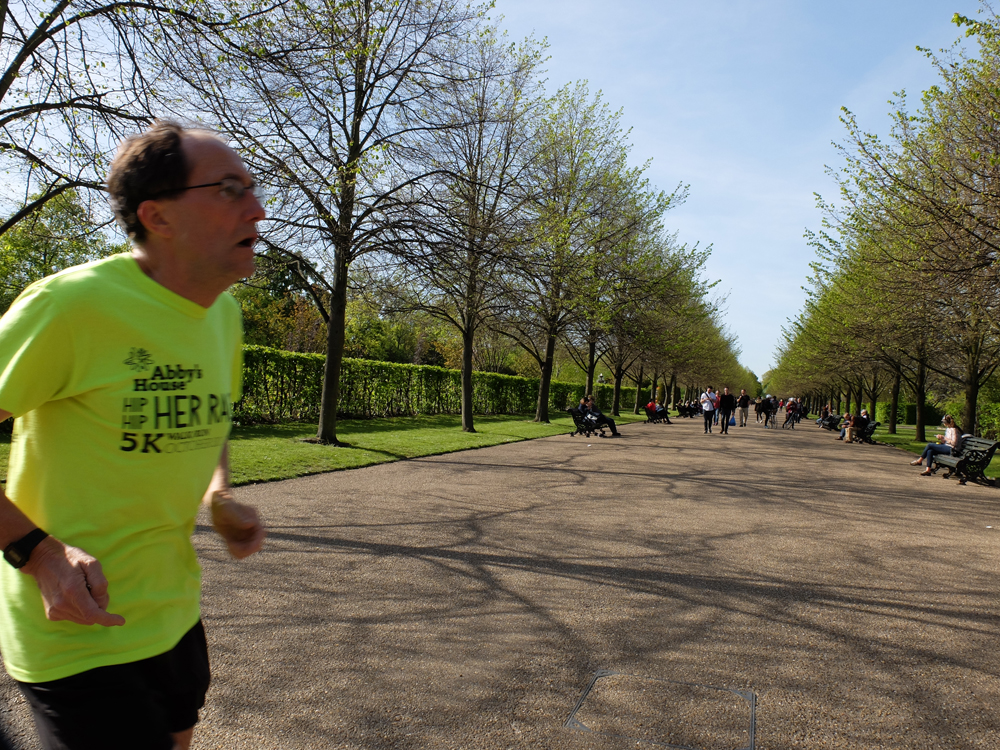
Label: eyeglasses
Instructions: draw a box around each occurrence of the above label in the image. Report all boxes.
[148,177,258,201]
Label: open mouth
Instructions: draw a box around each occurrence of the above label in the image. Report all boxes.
[237,236,257,249]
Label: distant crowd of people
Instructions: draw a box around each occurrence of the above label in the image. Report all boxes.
[634,387,967,481]
[679,388,805,434]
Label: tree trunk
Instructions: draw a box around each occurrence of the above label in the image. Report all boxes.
[633,363,644,414]
[853,384,862,417]
[650,370,658,401]
[461,325,476,433]
[585,337,597,396]
[668,372,677,409]
[316,253,350,445]
[914,360,927,443]
[888,367,901,435]
[534,332,557,423]
[844,389,851,417]
[964,353,980,436]
[612,365,624,416]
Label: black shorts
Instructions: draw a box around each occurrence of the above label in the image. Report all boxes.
[17,620,210,750]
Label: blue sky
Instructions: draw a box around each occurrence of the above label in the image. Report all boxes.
[491,0,981,380]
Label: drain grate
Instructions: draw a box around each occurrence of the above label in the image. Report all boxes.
[565,670,755,750]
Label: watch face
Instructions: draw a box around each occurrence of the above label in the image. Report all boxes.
[3,546,27,568]
[4,529,46,569]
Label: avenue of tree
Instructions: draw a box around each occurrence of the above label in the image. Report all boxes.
[1,0,758,442]
[770,4,1000,442]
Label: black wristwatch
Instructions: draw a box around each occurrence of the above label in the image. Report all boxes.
[3,528,49,569]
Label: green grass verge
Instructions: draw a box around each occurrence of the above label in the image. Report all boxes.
[227,412,646,486]
[0,412,647,487]
[873,424,1000,478]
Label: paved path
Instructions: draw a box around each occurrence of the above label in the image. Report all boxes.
[3,416,1000,749]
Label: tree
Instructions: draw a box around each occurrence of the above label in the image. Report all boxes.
[159,0,483,443]
[375,29,545,432]
[502,82,684,422]
[0,190,121,312]
[0,0,251,236]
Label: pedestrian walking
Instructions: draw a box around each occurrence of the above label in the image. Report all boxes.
[700,386,717,434]
[736,389,751,427]
[718,387,736,434]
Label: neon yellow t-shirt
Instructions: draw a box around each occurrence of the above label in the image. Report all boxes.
[0,253,243,683]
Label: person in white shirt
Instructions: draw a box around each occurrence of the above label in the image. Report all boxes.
[700,386,716,434]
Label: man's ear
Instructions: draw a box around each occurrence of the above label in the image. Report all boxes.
[135,200,175,240]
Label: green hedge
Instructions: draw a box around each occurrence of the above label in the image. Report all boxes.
[978,403,1000,440]
[235,345,635,423]
[875,402,943,426]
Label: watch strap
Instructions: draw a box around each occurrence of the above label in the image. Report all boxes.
[3,528,49,569]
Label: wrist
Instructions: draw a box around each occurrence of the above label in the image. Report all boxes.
[4,528,50,570]
[204,484,232,505]
[19,536,63,577]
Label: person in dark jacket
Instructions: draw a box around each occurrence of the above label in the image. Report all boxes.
[736,389,751,427]
[585,396,620,436]
[717,387,736,434]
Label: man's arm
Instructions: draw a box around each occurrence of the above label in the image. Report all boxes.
[0,410,125,627]
[203,443,265,559]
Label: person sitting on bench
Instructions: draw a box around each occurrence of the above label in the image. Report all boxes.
[911,415,959,476]
[841,410,870,442]
[837,412,852,440]
[646,398,672,422]
[586,396,620,437]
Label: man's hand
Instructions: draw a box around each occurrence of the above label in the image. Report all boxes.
[209,491,265,559]
[21,537,126,627]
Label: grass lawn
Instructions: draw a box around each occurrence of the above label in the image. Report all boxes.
[873,423,1000,478]
[227,412,646,486]
[0,412,647,487]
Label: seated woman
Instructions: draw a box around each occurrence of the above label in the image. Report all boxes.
[911,415,960,476]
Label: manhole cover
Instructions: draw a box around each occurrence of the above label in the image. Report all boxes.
[565,670,755,749]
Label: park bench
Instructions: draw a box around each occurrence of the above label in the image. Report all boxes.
[819,415,840,431]
[643,405,672,424]
[850,421,880,444]
[567,409,606,438]
[675,403,697,418]
[932,436,999,485]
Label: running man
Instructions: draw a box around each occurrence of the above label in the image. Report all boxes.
[0,121,266,750]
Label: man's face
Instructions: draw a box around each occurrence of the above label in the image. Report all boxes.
[156,134,265,287]
[741,390,746,395]
[724,388,729,395]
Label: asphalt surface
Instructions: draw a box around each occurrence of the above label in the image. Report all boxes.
[3,416,999,749]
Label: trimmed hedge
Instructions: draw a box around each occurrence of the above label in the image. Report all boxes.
[235,345,635,423]
[978,403,1000,440]
[875,402,943,426]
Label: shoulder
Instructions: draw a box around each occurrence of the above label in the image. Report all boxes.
[213,290,243,323]
[15,254,136,311]
[5,255,131,318]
